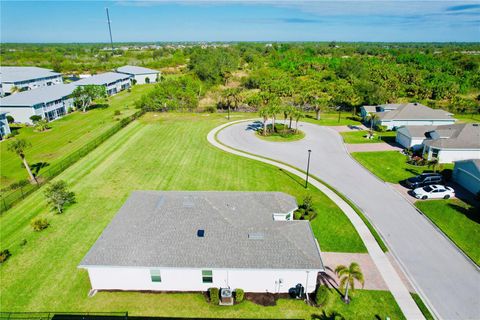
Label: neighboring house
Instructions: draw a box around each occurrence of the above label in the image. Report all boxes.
[116,65,160,84]
[396,125,437,150]
[73,72,132,96]
[0,84,75,124]
[453,159,480,196]
[360,105,377,119]
[79,191,324,294]
[0,112,11,138]
[423,123,480,163]
[0,66,63,96]
[374,103,455,130]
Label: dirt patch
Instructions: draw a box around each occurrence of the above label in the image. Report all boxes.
[244,292,290,306]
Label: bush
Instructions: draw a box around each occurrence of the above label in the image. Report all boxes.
[208,287,219,305]
[315,285,330,306]
[6,115,14,123]
[205,105,217,113]
[114,110,122,116]
[235,288,244,303]
[302,195,313,211]
[31,218,49,231]
[29,115,42,123]
[375,125,388,132]
[0,249,11,264]
[294,211,302,220]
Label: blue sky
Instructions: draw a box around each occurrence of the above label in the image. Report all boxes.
[1,1,479,42]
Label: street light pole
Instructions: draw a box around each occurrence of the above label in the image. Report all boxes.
[305,149,311,188]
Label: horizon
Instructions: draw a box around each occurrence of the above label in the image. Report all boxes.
[1,1,479,43]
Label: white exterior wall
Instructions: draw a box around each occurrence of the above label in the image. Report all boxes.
[380,119,455,130]
[106,78,131,96]
[134,73,158,85]
[2,75,63,95]
[0,106,36,123]
[436,149,480,164]
[85,266,319,293]
[395,131,425,150]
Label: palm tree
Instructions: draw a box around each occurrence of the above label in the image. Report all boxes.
[282,105,293,133]
[335,262,364,303]
[428,157,439,173]
[259,107,269,136]
[366,113,379,137]
[7,139,36,183]
[269,104,280,133]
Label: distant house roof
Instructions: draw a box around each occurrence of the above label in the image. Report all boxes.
[424,123,480,150]
[0,84,75,107]
[0,66,61,83]
[79,191,324,270]
[73,72,131,86]
[116,65,159,75]
[377,103,454,121]
[378,103,403,110]
[361,105,377,113]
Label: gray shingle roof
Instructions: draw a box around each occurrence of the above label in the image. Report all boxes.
[424,123,480,149]
[378,103,454,121]
[117,65,159,75]
[79,191,324,270]
[399,125,437,138]
[0,66,61,83]
[0,84,75,107]
[361,105,377,113]
[73,72,132,86]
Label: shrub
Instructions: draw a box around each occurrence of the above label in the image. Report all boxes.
[29,115,42,123]
[315,285,330,306]
[31,218,49,231]
[294,211,302,220]
[0,249,11,263]
[208,287,219,305]
[6,115,14,124]
[235,288,244,303]
[20,239,27,246]
[375,125,388,132]
[302,195,313,211]
[205,105,217,113]
[114,110,122,116]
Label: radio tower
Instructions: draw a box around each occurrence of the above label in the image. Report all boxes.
[106,8,114,53]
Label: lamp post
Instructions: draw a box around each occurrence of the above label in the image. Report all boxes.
[305,149,312,188]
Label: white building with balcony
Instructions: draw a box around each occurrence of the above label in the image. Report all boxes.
[0,84,75,124]
[116,65,160,84]
[74,72,132,96]
[0,66,63,96]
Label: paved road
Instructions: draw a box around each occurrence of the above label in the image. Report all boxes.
[217,120,480,320]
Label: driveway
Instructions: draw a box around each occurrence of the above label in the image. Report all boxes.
[217,120,480,320]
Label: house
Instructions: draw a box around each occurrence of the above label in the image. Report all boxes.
[374,103,455,130]
[73,72,132,96]
[453,159,480,196]
[0,112,11,138]
[422,123,480,163]
[0,84,75,124]
[360,105,377,119]
[396,125,437,150]
[116,65,160,84]
[0,66,63,96]
[79,191,324,294]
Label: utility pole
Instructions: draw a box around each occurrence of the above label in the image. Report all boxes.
[106,8,114,53]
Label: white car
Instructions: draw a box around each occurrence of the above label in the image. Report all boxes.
[413,184,455,200]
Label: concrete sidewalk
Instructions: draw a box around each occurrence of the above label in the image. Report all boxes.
[208,120,425,320]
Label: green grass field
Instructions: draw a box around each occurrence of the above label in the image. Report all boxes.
[340,130,397,144]
[0,113,406,318]
[351,151,453,183]
[455,113,480,123]
[303,112,362,126]
[415,199,480,265]
[0,84,155,189]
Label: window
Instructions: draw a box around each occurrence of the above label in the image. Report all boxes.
[150,270,161,282]
[202,270,213,283]
[431,148,439,158]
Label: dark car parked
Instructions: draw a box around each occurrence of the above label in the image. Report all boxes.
[405,173,444,189]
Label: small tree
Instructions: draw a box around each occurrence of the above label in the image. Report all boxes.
[7,139,35,182]
[44,180,75,214]
[72,85,107,112]
[35,119,50,132]
[0,249,11,264]
[293,109,304,133]
[366,113,379,137]
[259,107,269,136]
[235,288,245,303]
[335,262,364,303]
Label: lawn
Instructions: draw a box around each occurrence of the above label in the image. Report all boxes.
[455,113,480,124]
[415,199,480,265]
[340,130,397,144]
[302,112,362,126]
[351,151,453,183]
[0,84,155,189]
[0,113,395,318]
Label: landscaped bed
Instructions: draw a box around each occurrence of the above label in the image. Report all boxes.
[351,151,453,184]
[415,199,480,265]
[256,123,305,142]
[0,113,381,316]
